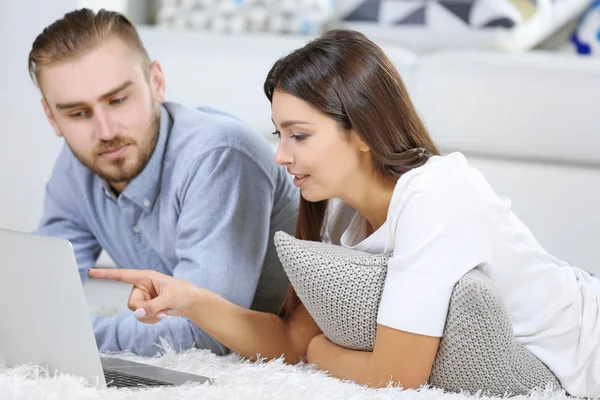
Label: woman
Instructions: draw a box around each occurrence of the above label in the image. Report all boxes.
[90,29,599,397]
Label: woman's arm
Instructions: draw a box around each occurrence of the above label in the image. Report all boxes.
[88,268,321,364]
[185,287,321,363]
[307,324,439,389]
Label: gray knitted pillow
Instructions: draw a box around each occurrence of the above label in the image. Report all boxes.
[273,231,560,396]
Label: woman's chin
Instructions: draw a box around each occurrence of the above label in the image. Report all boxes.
[300,189,328,203]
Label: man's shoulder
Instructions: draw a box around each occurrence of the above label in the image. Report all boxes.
[44,144,97,210]
[163,101,277,174]
[164,101,260,147]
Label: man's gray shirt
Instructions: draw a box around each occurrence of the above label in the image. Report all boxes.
[35,101,299,356]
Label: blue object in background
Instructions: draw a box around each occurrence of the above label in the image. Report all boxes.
[570,0,600,55]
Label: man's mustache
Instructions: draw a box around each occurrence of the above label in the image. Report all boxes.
[95,137,135,155]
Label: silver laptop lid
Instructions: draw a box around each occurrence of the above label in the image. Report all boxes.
[0,228,106,387]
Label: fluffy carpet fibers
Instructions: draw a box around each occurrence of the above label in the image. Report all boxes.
[0,344,573,400]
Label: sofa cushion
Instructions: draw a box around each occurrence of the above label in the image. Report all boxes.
[137,27,418,139]
[410,51,600,166]
[338,0,591,52]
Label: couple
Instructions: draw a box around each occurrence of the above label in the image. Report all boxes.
[30,8,599,397]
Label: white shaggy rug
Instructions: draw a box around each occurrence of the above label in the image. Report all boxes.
[0,343,574,400]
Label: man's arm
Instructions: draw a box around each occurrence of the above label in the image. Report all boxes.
[34,163,102,282]
[92,147,281,355]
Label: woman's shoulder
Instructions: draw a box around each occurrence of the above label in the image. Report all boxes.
[389,152,497,219]
[395,152,489,197]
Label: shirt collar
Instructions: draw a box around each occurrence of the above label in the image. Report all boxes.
[119,104,172,211]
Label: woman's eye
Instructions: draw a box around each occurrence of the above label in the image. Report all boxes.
[291,133,307,141]
[271,130,281,138]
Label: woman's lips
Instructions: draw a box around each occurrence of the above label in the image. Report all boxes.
[293,174,310,187]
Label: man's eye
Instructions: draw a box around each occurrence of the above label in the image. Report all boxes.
[70,110,87,119]
[110,97,126,105]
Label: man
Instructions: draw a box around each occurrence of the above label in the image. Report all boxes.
[28,8,298,356]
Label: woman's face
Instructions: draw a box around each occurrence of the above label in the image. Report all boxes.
[271,90,369,202]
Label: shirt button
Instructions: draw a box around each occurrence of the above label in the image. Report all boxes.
[133,225,141,233]
[143,199,151,208]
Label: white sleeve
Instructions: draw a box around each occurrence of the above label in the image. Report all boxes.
[376,173,492,337]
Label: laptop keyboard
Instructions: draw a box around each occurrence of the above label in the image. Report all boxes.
[104,369,174,388]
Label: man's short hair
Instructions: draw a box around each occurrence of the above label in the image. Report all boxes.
[28,8,151,87]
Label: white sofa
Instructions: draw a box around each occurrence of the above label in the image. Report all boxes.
[136,27,600,273]
[2,26,599,311]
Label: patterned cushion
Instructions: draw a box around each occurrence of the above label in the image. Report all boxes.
[274,231,561,396]
[569,2,600,55]
[155,0,334,34]
[338,0,591,51]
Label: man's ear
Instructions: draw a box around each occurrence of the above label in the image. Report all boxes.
[149,60,166,103]
[41,98,62,138]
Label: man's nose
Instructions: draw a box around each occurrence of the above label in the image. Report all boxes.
[94,107,115,141]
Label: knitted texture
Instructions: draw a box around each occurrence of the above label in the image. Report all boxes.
[273,231,560,396]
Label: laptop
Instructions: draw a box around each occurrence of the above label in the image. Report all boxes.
[0,228,213,388]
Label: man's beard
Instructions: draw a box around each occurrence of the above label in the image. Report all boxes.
[70,105,160,185]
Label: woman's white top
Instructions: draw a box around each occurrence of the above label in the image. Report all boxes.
[324,152,599,398]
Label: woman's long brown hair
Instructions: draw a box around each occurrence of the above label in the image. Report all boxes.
[263,29,440,319]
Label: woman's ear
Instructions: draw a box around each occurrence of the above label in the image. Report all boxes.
[350,130,371,153]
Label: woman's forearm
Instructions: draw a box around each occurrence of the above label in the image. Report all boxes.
[307,331,434,390]
[307,334,378,386]
[183,287,304,363]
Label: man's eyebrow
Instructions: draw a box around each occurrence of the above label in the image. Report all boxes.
[55,80,134,110]
[97,80,133,101]
[55,100,86,111]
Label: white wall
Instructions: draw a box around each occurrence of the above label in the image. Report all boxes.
[0,1,77,233]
